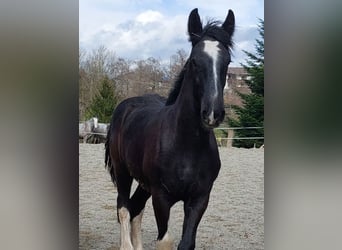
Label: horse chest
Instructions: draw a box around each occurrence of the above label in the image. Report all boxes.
[160,151,219,197]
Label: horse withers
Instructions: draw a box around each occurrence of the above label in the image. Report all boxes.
[105,8,235,250]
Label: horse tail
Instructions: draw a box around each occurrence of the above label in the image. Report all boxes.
[105,122,117,186]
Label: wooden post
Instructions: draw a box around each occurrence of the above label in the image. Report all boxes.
[227,129,234,147]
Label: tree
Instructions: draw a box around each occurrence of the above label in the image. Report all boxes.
[85,76,120,123]
[168,49,187,83]
[79,46,117,120]
[229,20,264,148]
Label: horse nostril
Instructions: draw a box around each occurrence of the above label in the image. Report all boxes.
[220,110,225,120]
[214,110,225,122]
[202,110,208,119]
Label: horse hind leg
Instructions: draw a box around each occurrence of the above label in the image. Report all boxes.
[131,209,143,250]
[115,165,134,250]
[118,206,133,250]
[129,185,151,250]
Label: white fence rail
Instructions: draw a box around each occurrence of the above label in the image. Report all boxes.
[214,127,264,147]
[79,119,264,147]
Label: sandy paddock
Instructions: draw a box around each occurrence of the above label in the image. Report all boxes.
[79,143,264,250]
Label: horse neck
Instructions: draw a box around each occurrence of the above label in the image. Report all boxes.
[172,75,204,137]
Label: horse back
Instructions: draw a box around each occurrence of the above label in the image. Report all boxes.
[107,94,166,184]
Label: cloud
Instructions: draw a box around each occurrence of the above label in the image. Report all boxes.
[80,9,190,62]
[135,10,163,25]
[79,1,264,66]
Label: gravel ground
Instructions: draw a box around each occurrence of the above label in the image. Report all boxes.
[79,143,264,250]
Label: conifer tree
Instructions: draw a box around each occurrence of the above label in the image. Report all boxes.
[229,20,264,148]
[85,76,120,123]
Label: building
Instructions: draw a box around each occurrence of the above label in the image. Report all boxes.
[224,67,251,118]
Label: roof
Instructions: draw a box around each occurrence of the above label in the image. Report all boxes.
[228,67,247,75]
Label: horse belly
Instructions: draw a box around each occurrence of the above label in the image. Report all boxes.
[121,131,159,192]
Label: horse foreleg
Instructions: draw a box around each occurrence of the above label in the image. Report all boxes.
[178,194,210,250]
[152,192,174,250]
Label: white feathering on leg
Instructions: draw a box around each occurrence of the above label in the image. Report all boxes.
[156,231,174,250]
[131,209,144,250]
[119,207,134,250]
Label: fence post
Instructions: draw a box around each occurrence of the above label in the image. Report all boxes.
[227,129,234,147]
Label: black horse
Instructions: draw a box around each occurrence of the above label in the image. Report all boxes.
[105,8,235,250]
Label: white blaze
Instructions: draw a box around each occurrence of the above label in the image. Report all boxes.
[203,40,220,125]
[208,111,215,125]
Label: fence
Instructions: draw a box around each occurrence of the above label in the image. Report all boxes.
[214,127,264,147]
[79,121,264,147]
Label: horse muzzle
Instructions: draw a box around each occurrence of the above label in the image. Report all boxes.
[201,109,225,129]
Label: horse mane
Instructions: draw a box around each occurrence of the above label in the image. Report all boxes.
[165,60,189,105]
[165,20,234,106]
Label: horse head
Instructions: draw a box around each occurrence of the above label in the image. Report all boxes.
[187,8,235,129]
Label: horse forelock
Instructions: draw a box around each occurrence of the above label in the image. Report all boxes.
[190,20,234,53]
[204,21,234,48]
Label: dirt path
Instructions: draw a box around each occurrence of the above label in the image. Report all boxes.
[79,144,264,249]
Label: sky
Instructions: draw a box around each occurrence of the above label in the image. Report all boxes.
[79,0,264,67]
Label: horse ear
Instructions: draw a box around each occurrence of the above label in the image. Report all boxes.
[188,8,202,46]
[222,9,235,37]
